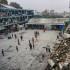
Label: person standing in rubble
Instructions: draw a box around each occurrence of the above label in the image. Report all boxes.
[35,32,38,41]
[12,34,13,38]
[29,40,32,50]
[2,49,4,56]
[57,35,59,39]
[20,35,23,41]
[16,46,18,52]
[32,37,35,48]
[18,39,20,45]
[46,48,48,52]
[14,34,17,39]
[47,45,51,52]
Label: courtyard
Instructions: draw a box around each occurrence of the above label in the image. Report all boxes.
[0,30,59,70]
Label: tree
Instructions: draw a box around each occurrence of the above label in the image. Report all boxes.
[9,2,22,9]
[0,0,8,4]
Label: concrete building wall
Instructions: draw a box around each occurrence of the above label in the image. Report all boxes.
[26,18,66,30]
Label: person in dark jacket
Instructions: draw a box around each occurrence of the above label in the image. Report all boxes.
[12,34,13,38]
[29,40,32,50]
[18,39,20,45]
[2,49,4,56]
[16,46,18,52]
[14,34,17,39]
[20,35,23,41]
[57,35,59,39]
[32,37,35,48]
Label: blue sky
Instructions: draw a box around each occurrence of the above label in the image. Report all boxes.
[8,0,69,12]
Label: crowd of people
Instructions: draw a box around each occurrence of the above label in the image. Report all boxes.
[1,33,23,56]
[1,31,41,56]
[1,30,52,61]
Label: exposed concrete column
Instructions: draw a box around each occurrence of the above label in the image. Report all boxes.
[25,10,29,21]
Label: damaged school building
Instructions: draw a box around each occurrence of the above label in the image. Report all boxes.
[0,4,34,34]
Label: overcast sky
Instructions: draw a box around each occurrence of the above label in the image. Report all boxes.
[8,0,69,12]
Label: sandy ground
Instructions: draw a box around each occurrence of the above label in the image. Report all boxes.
[0,30,59,70]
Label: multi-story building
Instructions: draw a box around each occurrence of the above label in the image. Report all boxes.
[0,4,34,33]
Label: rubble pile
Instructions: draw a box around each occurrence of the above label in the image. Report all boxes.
[49,38,70,70]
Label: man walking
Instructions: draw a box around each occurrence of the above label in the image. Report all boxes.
[2,49,4,56]
[16,46,18,52]
[20,35,23,41]
[29,40,32,50]
[18,39,20,45]
[32,37,35,48]
[14,34,17,39]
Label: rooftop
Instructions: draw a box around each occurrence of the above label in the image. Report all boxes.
[27,18,69,25]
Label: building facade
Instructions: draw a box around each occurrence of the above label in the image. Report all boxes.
[0,4,34,33]
[26,18,69,30]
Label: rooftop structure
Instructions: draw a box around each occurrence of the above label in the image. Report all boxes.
[26,18,68,30]
[28,18,69,25]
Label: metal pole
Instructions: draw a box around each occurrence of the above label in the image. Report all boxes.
[69,0,70,19]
